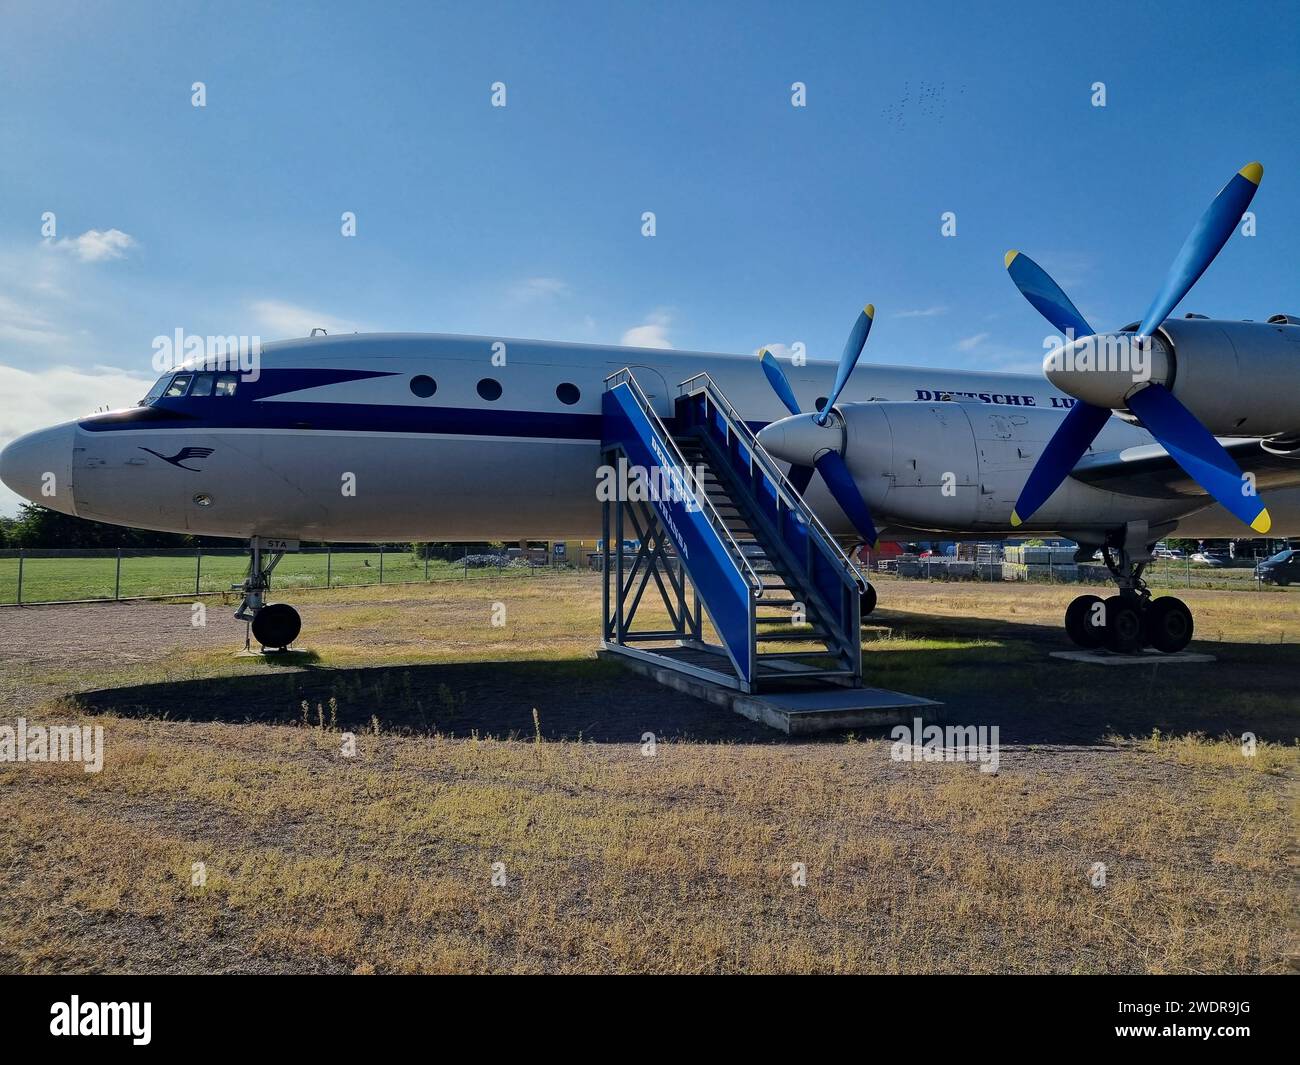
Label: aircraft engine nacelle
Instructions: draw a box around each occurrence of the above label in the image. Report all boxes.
[839,402,985,529]
[1045,317,1300,438]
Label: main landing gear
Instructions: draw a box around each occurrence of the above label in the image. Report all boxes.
[1063,542,1193,654]
[234,540,302,651]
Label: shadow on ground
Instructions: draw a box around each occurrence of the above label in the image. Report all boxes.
[71,611,1300,746]
[72,658,782,743]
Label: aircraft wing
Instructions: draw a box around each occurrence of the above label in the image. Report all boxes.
[1070,438,1300,501]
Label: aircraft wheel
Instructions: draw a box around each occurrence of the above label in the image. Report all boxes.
[1144,597,1193,654]
[1102,595,1144,654]
[251,603,301,650]
[1064,594,1106,648]
[861,583,877,616]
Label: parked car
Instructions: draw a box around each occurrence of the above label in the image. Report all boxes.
[1255,548,1300,586]
[1190,551,1227,567]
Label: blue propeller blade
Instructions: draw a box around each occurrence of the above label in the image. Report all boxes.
[1137,163,1263,337]
[814,304,874,426]
[787,463,816,496]
[758,348,802,417]
[1011,400,1113,526]
[1126,384,1272,533]
[815,449,878,546]
[1004,251,1094,339]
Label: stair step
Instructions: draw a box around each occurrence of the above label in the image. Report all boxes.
[757,631,833,643]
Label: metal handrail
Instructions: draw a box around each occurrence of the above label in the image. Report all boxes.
[677,370,869,593]
[604,367,764,594]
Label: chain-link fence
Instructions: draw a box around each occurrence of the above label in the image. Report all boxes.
[0,544,597,606]
[872,550,1287,592]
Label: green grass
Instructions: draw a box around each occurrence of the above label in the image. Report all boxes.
[0,551,557,605]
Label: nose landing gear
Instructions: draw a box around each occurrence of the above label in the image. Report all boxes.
[1062,540,1194,654]
[234,540,302,651]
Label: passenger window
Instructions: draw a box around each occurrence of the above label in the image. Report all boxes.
[214,374,239,397]
[477,378,503,401]
[556,382,581,405]
[164,374,193,398]
[410,375,437,398]
[190,373,215,397]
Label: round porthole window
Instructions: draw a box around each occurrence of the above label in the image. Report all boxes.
[477,378,502,401]
[556,382,581,405]
[410,375,437,398]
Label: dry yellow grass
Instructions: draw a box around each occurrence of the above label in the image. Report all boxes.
[0,572,1294,973]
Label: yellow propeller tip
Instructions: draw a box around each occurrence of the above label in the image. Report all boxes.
[1009,510,1023,527]
[1004,249,1019,269]
[864,304,875,319]
[1238,161,1263,185]
[1250,508,1272,534]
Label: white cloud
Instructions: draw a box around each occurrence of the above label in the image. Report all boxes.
[956,332,990,351]
[509,277,570,302]
[249,300,360,339]
[0,363,155,515]
[757,342,793,357]
[54,228,136,263]
[621,311,673,350]
[893,306,948,319]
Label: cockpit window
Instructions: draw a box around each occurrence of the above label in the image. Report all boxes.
[164,374,193,398]
[214,373,239,397]
[141,374,171,405]
[190,373,215,397]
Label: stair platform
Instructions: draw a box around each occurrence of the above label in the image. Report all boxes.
[600,648,940,735]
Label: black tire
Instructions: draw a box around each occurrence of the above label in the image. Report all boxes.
[861,583,878,616]
[1277,573,1290,587]
[1144,597,1194,653]
[1064,594,1106,648]
[1102,594,1144,654]
[251,603,301,649]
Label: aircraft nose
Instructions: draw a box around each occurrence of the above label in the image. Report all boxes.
[0,422,77,515]
[756,412,842,466]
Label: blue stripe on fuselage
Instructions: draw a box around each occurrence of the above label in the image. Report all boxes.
[81,400,608,440]
[81,366,600,440]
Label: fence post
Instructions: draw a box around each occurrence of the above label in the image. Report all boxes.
[464,545,468,580]
[379,544,384,584]
[16,549,23,606]
[195,547,202,595]
[424,548,429,581]
[326,545,332,588]
[115,548,122,600]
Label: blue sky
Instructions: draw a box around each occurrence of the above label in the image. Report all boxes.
[1,0,1297,511]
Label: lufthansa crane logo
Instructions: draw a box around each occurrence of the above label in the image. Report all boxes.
[139,446,215,471]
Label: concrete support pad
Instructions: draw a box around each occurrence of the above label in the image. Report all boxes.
[1049,648,1216,666]
[599,649,941,735]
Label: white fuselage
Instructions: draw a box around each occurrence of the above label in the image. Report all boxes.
[7,332,1300,543]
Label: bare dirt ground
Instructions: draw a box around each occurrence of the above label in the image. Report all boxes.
[0,574,1295,974]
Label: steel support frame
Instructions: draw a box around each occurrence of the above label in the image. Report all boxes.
[600,447,752,689]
